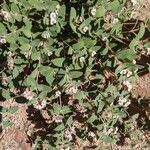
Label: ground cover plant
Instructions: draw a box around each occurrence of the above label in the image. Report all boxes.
[0,0,150,149]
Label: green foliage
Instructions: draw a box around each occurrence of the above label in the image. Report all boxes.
[0,0,150,149]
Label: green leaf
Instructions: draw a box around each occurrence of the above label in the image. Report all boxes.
[100,133,116,144]
[96,6,105,18]
[11,3,20,13]
[97,101,105,113]
[72,40,84,51]
[20,44,30,51]
[52,58,65,67]
[2,120,14,129]
[68,71,83,79]
[2,89,10,99]
[66,116,73,126]
[8,106,18,114]
[74,91,87,100]
[87,113,98,123]
[54,123,65,131]
[70,7,77,33]
[116,49,136,61]
[136,23,145,40]
[0,23,7,35]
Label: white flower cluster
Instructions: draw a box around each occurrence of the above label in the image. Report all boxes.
[22,88,33,100]
[65,86,78,95]
[141,48,150,56]
[0,10,10,21]
[118,97,131,107]
[103,127,118,136]
[33,99,47,110]
[50,4,60,25]
[0,36,6,44]
[123,80,132,92]
[64,127,76,141]
[120,69,132,77]
[53,114,63,123]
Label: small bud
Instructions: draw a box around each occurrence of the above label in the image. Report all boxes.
[80,56,85,63]
[90,7,97,17]
[82,26,88,33]
[91,51,96,57]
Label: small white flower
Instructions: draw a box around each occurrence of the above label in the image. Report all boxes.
[66,86,78,95]
[91,51,96,57]
[112,18,119,24]
[120,69,127,75]
[102,37,108,41]
[34,99,47,110]
[118,97,131,107]
[80,56,85,63]
[0,10,10,21]
[123,80,132,92]
[43,32,50,39]
[88,131,96,137]
[90,7,97,16]
[147,48,150,55]
[130,11,137,19]
[47,51,53,56]
[50,12,57,25]
[0,37,6,44]
[120,69,132,77]
[23,88,33,100]
[82,26,88,33]
[55,90,61,97]
[79,16,83,22]
[64,130,73,141]
[132,59,136,64]
[131,0,138,6]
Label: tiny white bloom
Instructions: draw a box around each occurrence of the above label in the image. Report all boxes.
[0,37,6,44]
[131,0,138,6]
[126,70,132,77]
[23,88,33,100]
[147,48,150,55]
[112,18,119,24]
[123,80,132,92]
[79,16,83,22]
[66,86,78,95]
[118,97,131,107]
[90,7,97,16]
[91,51,96,57]
[132,59,136,64]
[88,131,95,137]
[82,26,88,33]
[47,51,53,56]
[43,32,50,39]
[55,90,61,97]
[50,12,57,25]
[80,56,85,63]
[102,37,108,41]
[0,10,10,21]
[120,69,127,75]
